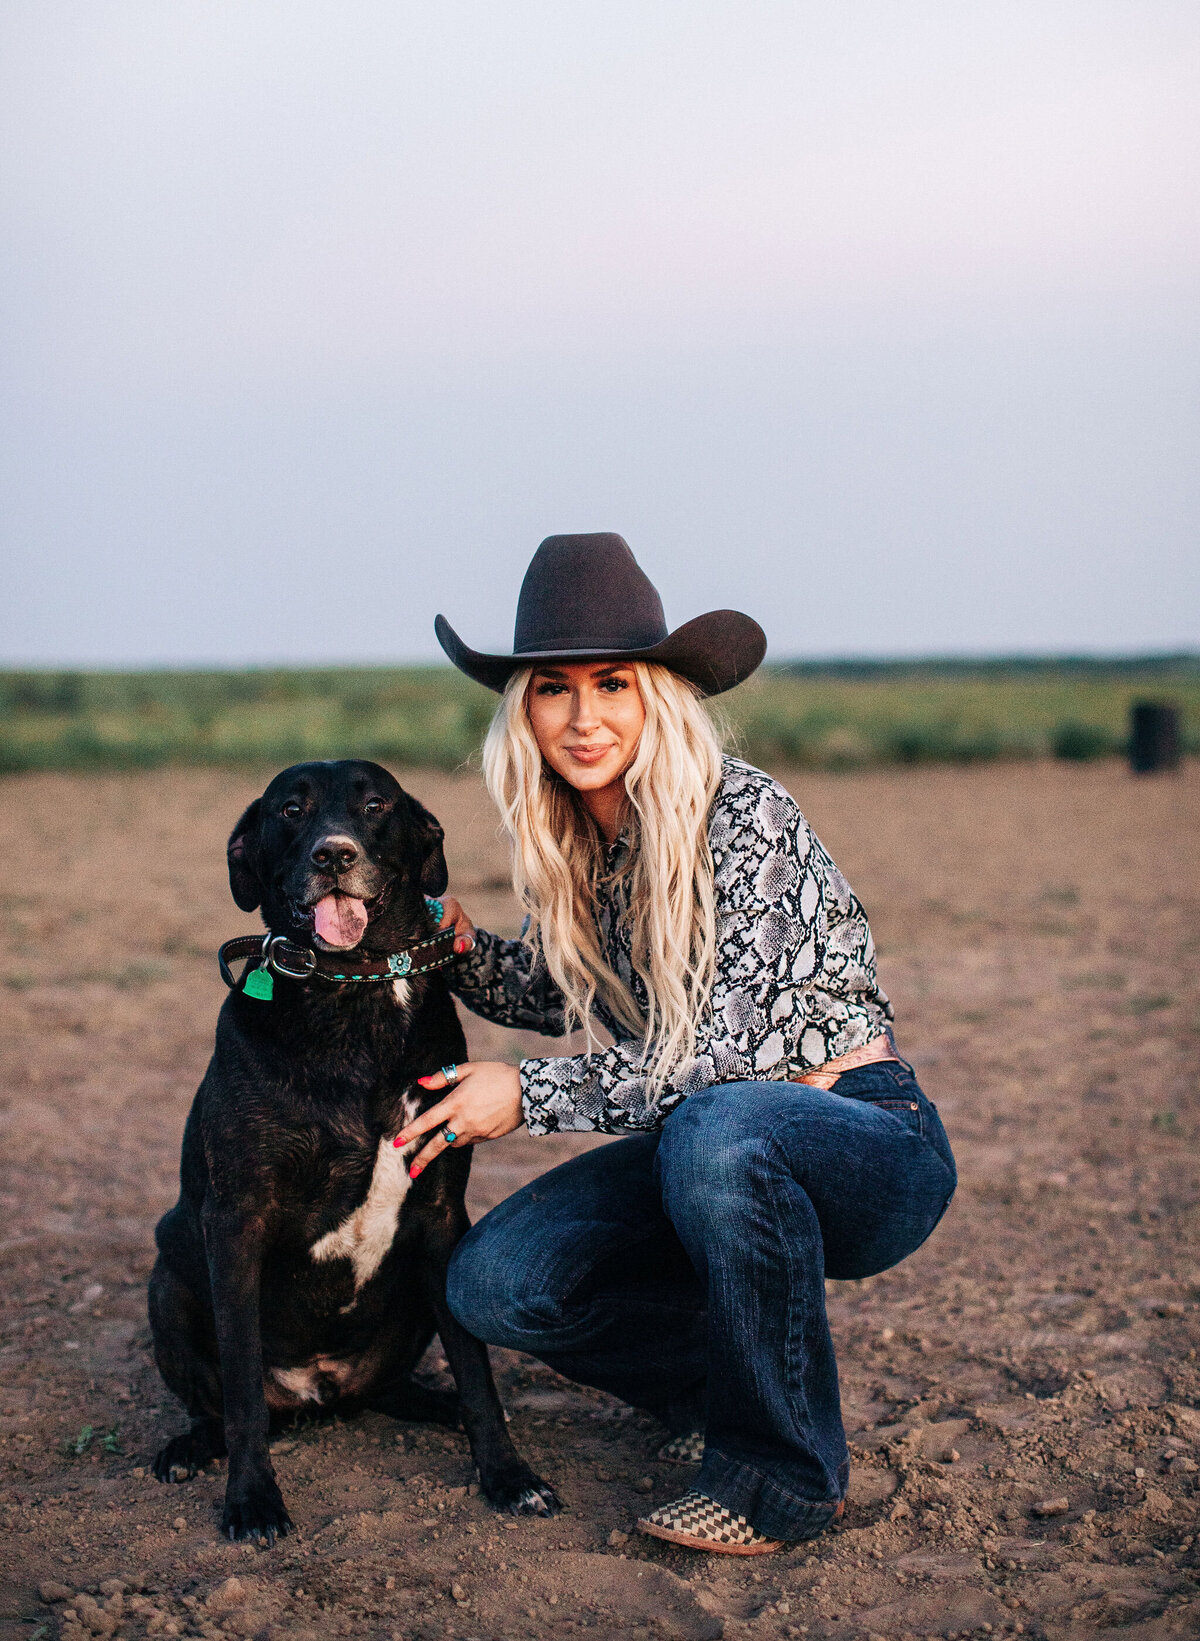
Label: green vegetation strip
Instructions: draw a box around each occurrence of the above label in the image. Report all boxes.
[1,659,1196,773]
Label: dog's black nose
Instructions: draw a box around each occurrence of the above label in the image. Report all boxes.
[310,835,360,872]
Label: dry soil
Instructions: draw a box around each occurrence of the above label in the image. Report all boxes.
[1,760,1198,1641]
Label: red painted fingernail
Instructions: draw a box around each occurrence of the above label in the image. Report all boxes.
[408,1164,421,1179]
[454,938,466,953]
[417,1075,433,1086]
[393,1134,405,1148]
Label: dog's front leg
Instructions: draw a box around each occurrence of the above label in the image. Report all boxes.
[202,1204,293,1543]
[421,1233,561,1517]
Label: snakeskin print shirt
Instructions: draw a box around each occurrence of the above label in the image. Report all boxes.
[449,757,894,1135]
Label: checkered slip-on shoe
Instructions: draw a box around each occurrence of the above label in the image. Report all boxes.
[637,1489,786,1556]
[657,1429,704,1464]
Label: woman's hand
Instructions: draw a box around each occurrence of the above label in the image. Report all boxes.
[397,1061,524,1177]
[435,894,477,955]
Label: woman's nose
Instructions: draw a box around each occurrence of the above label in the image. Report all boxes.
[569,691,601,731]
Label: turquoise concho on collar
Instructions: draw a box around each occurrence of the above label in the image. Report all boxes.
[388,951,413,978]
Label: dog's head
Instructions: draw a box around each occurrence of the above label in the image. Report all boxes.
[226,761,447,951]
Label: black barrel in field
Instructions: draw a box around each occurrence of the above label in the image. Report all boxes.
[1129,701,1181,773]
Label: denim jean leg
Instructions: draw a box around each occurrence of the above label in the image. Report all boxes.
[449,1072,956,1543]
[656,1085,848,1542]
[446,1134,708,1426]
[656,1076,955,1540]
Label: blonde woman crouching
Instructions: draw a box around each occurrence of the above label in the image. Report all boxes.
[398,534,957,1555]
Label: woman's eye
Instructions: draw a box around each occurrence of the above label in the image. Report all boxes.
[600,677,629,692]
[534,681,566,696]
[281,801,302,819]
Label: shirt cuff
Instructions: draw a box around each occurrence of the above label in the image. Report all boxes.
[446,925,507,997]
[519,1059,558,1136]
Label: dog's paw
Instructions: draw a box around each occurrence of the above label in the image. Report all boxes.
[221,1477,294,1545]
[507,1481,561,1517]
[153,1430,214,1484]
[482,1465,562,1517]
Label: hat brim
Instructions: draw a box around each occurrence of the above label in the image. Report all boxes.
[434,611,766,697]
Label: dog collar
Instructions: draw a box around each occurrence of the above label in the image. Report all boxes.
[217,925,459,997]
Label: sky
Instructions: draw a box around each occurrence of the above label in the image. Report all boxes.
[2,1,1198,666]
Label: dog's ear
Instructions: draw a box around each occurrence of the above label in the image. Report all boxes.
[407,796,449,897]
[227,799,264,912]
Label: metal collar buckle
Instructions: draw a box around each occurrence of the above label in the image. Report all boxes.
[266,935,318,980]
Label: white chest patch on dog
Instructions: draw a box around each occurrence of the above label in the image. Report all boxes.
[269,1359,349,1403]
[391,978,412,1008]
[270,1365,324,1401]
[309,1096,420,1291]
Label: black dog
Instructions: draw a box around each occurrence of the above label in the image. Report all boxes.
[149,759,559,1541]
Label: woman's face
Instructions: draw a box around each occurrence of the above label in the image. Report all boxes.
[526,663,646,799]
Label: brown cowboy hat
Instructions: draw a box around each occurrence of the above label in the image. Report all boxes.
[435,534,766,697]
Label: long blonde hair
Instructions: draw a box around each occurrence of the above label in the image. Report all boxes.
[482,662,725,1095]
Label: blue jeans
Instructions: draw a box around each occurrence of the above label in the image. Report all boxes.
[446,1063,956,1540]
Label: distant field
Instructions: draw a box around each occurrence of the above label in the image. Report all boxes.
[1,658,1196,773]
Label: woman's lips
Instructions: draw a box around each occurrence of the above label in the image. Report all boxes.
[564,743,614,764]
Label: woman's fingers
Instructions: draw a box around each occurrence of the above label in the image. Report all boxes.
[395,1062,523,1177]
[436,894,477,955]
[412,1061,471,1098]
[408,1127,450,1178]
[395,1086,461,1146]
[397,1093,462,1178]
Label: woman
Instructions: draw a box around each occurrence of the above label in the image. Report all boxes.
[397,533,957,1555]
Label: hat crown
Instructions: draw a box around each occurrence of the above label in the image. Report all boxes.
[513,534,668,656]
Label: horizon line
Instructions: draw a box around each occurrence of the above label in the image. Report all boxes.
[1,650,1197,676]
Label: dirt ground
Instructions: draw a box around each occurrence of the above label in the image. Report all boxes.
[1,758,1198,1641]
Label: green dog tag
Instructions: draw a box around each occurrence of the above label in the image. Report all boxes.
[243,965,274,1002]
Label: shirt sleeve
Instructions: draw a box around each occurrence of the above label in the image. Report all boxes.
[447,925,570,1035]
[518,783,827,1135]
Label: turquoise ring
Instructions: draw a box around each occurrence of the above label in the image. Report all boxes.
[441,1127,458,1145]
[441,1064,459,1086]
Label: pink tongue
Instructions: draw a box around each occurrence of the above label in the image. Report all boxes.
[312,894,368,949]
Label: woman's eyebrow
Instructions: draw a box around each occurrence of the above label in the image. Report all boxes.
[531,665,630,681]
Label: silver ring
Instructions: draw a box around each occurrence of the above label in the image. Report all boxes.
[441,1064,459,1086]
[441,1127,458,1145]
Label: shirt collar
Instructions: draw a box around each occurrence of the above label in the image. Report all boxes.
[603,827,630,872]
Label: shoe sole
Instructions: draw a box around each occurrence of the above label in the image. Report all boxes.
[637,1517,785,1555]
[637,1497,844,1556]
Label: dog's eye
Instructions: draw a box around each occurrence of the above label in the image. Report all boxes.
[363,797,386,814]
[281,801,303,820]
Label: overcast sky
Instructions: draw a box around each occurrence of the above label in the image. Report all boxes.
[2,1,1197,666]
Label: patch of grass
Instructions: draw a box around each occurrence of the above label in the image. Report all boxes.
[1125,994,1174,1016]
[1066,970,1127,990]
[110,960,172,990]
[1151,1111,1181,1134]
[64,1423,121,1458]
[64,1424,92,1456]
[68,960,172,989]
[1051,721,1116,760]
[0,658,1196,773]
[160,935,212,958]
